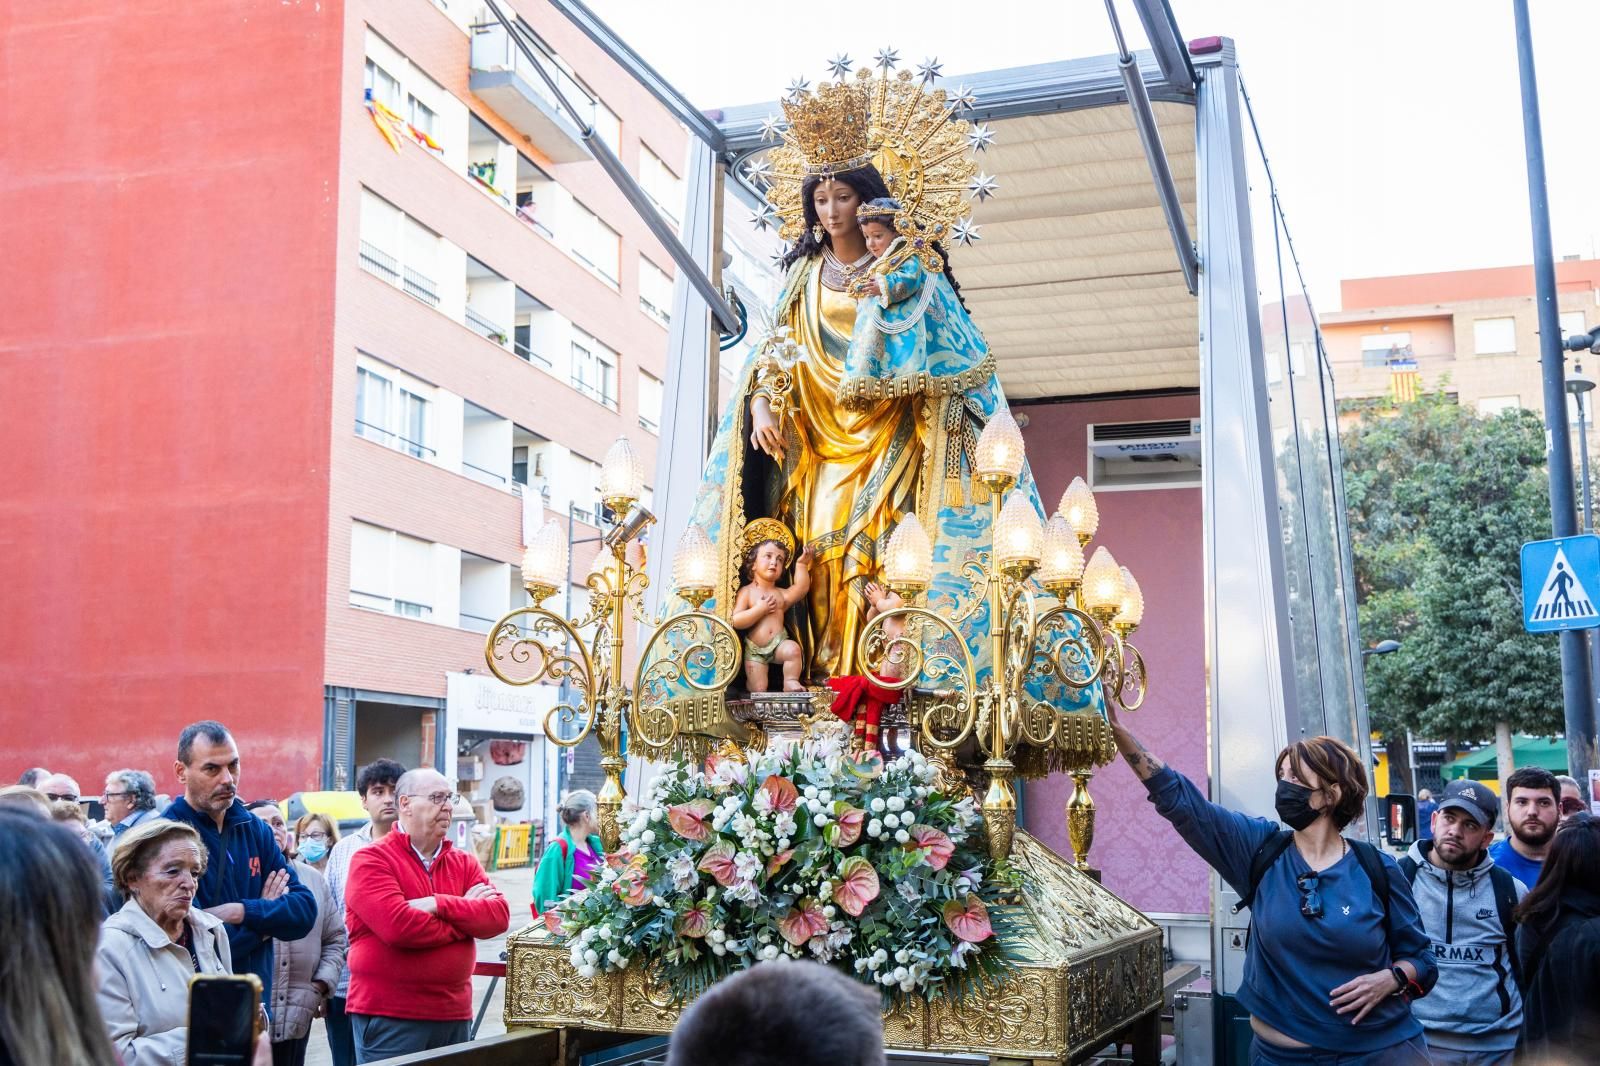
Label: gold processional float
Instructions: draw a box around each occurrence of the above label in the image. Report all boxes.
[481,53,1164,1065]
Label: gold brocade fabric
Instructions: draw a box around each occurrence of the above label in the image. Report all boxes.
[781,258,925,678]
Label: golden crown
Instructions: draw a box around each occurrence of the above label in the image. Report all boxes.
[755,55,993,248]
[780,79,873,177]
[738,517,797,561]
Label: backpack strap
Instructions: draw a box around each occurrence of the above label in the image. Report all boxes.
[1233,829,1295,914]
[558,836,569,861]
[1489,864,1523,989]
[1397,855,1419,883]
[1349,839,1393,928]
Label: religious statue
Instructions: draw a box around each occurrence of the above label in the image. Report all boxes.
[731,518,814,693]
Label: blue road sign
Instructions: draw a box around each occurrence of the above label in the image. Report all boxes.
[1523,534,1600,632]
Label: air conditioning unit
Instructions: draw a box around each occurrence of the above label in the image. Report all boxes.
[1087,418,1202,491]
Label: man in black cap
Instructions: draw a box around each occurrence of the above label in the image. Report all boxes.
[1399,779,1527,1065]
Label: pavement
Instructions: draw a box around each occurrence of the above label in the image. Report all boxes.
[303,864,534,1066]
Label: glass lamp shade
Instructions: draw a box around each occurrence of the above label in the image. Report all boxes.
[884,513,934,591]
[673,524,717,599]
[600,437,642,507]
[975,410,1026,482]
[1082,546,1125,619]
[995,494,1044,569]
[1040,513,1085,588]
[1059,477,1099,542]
[1116,565,1145,629]
[521,523,568,592]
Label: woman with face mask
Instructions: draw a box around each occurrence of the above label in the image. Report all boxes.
[1103,701,1437,1065]
[247,801,347,1066]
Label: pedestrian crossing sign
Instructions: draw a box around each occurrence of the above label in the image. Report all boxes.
[1522,535,1600,632]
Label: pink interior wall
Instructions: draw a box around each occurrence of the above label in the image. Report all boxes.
[1019,394,1209,915]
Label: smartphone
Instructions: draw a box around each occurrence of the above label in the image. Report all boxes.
[187,973,261,1066]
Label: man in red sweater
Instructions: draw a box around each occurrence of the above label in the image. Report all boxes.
[344,768,509,1062]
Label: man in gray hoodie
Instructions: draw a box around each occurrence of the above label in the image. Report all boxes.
[1400,779,1527,1066]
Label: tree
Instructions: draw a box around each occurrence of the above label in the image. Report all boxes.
[1340,391,1563,754]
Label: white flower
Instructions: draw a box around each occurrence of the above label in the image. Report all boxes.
[873,948,888,964]
[818,789,833,803]
[883,812,900,829]
[894,829,910,844]
[652,894,666,907]
[597,925,613,941]
[722,796,742,810]
[751,789,774,815]
[892,966,908,982]
[668,853,698,892]
[895,948,910,964]
[855,958,869,972]
[578,964,598,979]
[886,796,906,812]
[804,786,819,800]
[950,941,980,969]
[641,829,656,845]
[813,812,829,827]
[870,798,887,813]
[602,867,619,883]
[608,948,623,965]
[708,928,726,943]
[867,819,883,838]
[776,836,792,850]
[712,943,727,956]
[823,905,837,919]
[818,880,833,902]
[651,808,664,822]
[774,811,797,838]
[734,851,763,883]
[761,945,779,960]
[584,948,600,966]
[897,880,921,904]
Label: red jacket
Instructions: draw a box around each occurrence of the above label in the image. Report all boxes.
[344,829,510,1020]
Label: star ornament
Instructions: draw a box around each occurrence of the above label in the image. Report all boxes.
[757,115,786,143]
[744,157,773,186]
[966,123,996,152]
[750,203,779,232]
[785,76,811,101]
[950,84,979,112]
[874,47,900,70]
[769,248,789,269]
[916,57,943,84]
[952,218,983,246]
[967,172,999,202]
[826,53,854,79]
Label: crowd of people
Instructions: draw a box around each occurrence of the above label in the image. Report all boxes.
[2,713,1597,1066]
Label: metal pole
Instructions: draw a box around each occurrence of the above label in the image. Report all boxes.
[1580,394,1600,754]
[1514,0,1596,783]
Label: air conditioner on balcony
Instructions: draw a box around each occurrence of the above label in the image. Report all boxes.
[1086,418,1202,491]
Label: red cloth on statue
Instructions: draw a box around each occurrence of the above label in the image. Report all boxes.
[826,675,900,744]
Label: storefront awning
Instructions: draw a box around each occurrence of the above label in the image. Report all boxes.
[1441,736,1568,781]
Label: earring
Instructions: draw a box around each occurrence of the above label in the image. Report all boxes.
[812,223,824,243]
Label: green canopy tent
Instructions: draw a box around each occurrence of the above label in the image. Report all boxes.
[1441,735,1568,782]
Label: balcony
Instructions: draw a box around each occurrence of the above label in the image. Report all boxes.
[569,374,618,411]
[468,21,592,164]
[459,552,509,634]
[402,267,440,308]
[359,241,400,285]
[465,305,510,346]
[463,401,513,490]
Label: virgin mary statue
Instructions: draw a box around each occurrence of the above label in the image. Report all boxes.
[671,66,1094,714]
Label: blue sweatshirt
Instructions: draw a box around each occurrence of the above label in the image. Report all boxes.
[1145,766,1437,1053]
[163,797,316,1001]
[1486,838,1542,888]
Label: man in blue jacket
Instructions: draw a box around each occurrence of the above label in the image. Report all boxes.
[163,720,315,1002]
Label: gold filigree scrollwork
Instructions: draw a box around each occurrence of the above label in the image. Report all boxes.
[1030,603,1108,691]
[856,606,978,750]
[632,609,741,751]
[1113,639,1147,711]
[948,552,991,623]
[484,608,598,747]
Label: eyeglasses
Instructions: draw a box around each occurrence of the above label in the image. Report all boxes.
[1560,798,1585,817]
[45,793,80,803]
[1296,871,1323,919]
[299,830,330,842]
[103,791,132,800]
[408,791,460,807]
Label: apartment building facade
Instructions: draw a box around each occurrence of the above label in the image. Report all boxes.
[1,0,691,820]
[1323,260,1600,433]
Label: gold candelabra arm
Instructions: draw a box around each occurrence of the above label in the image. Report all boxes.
[1105,635,1147,711]
[483,605,600,748]
[1029,602,1109,691]
[631,607,741,752]
[855,605,980,751]
[948,553,992,624]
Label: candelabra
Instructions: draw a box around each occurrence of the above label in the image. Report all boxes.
[859,412,1149,868]
[483,438,739,849]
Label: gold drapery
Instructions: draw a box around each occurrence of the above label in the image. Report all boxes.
[779,258,926,678]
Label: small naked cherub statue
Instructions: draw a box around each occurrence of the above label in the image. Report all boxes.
[731,519,814,693]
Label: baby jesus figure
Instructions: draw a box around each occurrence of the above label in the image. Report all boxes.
[731,520,814,693]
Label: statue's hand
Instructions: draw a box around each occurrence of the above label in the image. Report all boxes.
[797,544,815,567]
[750,398,786,460]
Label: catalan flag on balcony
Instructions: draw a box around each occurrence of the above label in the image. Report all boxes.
[1389,357,1421,404]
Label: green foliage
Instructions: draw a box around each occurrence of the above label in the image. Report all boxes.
[1340,391,1561,743]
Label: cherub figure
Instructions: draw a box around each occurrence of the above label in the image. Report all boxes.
[863,580,906,751]
[731,519,814,693]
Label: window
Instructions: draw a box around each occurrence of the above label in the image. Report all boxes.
[1477,395,1520,416]
[354,361,433,458]
[638,371,663,433]
[1561,310,1588,341]
[401,218,442,307]
[640,146,684,224]
[349,521,434,619]
[407,94,436,137]
[570,200,620,285]
[1473,317,1517,355]
[639,256,673,326]
[1360,331,1412,368]
[364,59,401,108]
[571,456,603,525]
[570,330,618,410]
[592,100,620,153]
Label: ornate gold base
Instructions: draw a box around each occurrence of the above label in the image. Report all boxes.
[503,832,1161,1062]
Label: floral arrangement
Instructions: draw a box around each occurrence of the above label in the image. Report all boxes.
[553,733,1021,1004]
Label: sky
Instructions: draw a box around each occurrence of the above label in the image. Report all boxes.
[587,0,1600,310]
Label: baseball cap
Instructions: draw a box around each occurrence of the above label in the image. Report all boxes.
[1437,779,1499,827]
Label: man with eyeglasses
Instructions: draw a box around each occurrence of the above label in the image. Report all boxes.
[102,768,160,837]
[1554,775,1585,822]
[343,767,508,1062]
[37,771,119,913]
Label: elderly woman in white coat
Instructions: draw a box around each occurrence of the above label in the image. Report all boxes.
[97,818,271,1066]
[249,800,347,1066]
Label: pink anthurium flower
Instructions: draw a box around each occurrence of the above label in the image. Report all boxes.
[766,848,795,877]
[697,839,739,886]
[907,824,955,870]
[667,798,715,842]
[778,897,830,946]
[833,856,881,917]
[542,909,564,936]
[831,804,867,848]
[677,901,712,938]
[760,775,799,814]
[942,894,994,943]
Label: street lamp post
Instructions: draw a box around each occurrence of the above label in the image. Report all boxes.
[1566,362,1600,758]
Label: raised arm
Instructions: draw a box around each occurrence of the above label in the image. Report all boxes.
[785,545,815,603]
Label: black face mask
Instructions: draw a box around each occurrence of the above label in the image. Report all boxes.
[1275,780,1322,831]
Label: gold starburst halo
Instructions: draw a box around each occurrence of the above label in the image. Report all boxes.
[738,517,798,562]
[764,61,985,246]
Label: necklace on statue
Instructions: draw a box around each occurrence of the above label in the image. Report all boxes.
[821,246,873,291]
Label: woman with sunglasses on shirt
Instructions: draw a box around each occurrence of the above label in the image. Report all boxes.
[1105,701,1436,1064]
